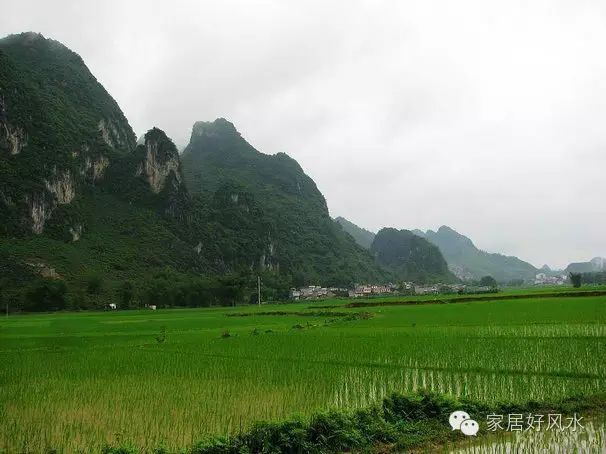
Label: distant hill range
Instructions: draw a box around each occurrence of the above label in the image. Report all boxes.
[336,218,537,282]
[566,257,606,274]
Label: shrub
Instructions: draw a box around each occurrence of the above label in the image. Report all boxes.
[25,279,68,311]
[86,274,105,295]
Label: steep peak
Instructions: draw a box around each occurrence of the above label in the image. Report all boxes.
[435,225,474,245]
[1,31,46,46]
[1,32,78,59]
[437,225,461,236]
[411,229,426,237]
[144,126,175,146]
[135,127,182,194]
[190,118,240,141]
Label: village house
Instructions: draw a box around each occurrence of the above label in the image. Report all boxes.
[290,285,334,300]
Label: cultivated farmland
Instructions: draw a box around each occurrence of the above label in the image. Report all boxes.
[1,292,605,452]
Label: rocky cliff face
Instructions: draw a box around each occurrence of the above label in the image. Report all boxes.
[119,127,191,219]
[0,97,27,155]
[136,128,183,194]
[26,192,53,234]
[0,32,137,235]
[81,154,110,183]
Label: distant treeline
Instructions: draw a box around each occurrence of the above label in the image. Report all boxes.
[0,253,292,312]
[580,271,606,284]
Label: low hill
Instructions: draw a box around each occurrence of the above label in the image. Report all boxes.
[566,257,606,273]
[370,228,455,283]
[333,218,537,283]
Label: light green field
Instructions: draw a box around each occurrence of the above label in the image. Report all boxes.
[1,292,605,452]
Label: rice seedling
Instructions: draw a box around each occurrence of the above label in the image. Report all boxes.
[0,293,604,451]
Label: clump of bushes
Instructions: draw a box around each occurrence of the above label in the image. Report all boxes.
[84,391,606,454]
[155,326,167,344]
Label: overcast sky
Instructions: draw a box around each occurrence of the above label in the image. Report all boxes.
[2,0,605,268]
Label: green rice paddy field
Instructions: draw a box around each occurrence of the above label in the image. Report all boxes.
[1,290,605,452]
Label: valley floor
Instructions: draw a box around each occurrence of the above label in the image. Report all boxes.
[1,289,605,452]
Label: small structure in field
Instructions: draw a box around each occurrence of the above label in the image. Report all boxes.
[108,303,117,310]
[149,305,157,310]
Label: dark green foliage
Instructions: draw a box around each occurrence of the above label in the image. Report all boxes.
[479,275,497,288]
[371,228,455,283]
[101,445,138,454]
[0,250,36,309]
[181,390,606,454]
[137,269,250,308]
[382,391,458,422]
[181,119,390,287]
[569,272,582,288]
[0,32,136,233]
[25,279,67,311]
[155,326,167,344]
[579,271,606,284]
[117,281,135,307]
[85,273,104,295]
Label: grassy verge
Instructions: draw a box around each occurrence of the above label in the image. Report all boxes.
[95,390,606,454]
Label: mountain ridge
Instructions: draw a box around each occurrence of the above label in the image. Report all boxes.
[0,32,390,311]
[335,217,537,283]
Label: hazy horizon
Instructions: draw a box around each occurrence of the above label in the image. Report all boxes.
[2,0,605,269]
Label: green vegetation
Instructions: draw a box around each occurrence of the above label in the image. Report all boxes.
[581,271,606,285]
[1,292,604,451]
[1,33,391,307]
[0,32,604,453]
[0,32,135,234]
[334,220,538,283]
[417,226,537,282]
[479,275,497,288]
[101,391,606,453]
[570,272,583,288]
[181,119,390,287]
[371,228,455,283]
[335,216,376,250]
